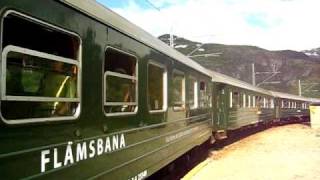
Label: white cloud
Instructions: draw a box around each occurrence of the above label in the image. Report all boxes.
[109,0,320,51]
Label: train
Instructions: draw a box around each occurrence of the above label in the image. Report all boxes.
[0,0,319,179]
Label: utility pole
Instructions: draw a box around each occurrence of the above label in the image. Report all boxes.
[144,0,175,47]
[298,80,302,96]
[252,63,256,86]
[169,33,174,47]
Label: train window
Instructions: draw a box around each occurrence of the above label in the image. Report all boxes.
[292,102,295,109]
[288,101,291,109]
[199,81,206,108]
[148,62,167,112]
[1,11,80,124]
[230,91,233,108]
[293,102,296,109]
[3,12,79,59]
[172,70,185,110]
[259,96,263,108]
[207,84,212,108]
[232,91,239,108]
[270,99,274,108]
[243,94,246,108]
[256,96,260,107]
[104,47,137,115]
[188,76,198,109]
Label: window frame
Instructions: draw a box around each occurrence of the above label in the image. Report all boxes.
[0,10,82,124]
[199,80,207,108]
[172,69,186,111]
[103,46,139,117]
[147,60,167,113]
[242,93,246,108]
[252,95,256,107]
[188,76,198,109]
[229,91,233,108]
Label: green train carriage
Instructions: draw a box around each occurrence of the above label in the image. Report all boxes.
[271,91,311,123]
[0,0,213,179]
[210,71,276,138]
[0,1,318,179]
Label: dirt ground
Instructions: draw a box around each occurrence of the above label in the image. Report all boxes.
[183,124,320,180]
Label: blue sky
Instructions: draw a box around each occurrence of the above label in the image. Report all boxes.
[96,0,320,50]
[97,0,174,9]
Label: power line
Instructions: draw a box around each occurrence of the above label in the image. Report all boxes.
[143,0,174,47]
[252,63,281,87]
[144,0,161,11]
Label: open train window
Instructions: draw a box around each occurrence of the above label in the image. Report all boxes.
[232,91,239,108]
[297,102,301,109]
[199,81,206,108]
[148,61,167,113]
[1,11,81,124]
[256,96,261,108]
[104,47,137,115]
[252,96,256,107]
[242,94,246,108]
[188,76,198,109]
[172,70,185,110]
[267,98,270,108]
[229,91,233,108]
[207,84,212,108]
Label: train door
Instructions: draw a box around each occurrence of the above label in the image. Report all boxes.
[215,84,228,130]
[167,69,187,123]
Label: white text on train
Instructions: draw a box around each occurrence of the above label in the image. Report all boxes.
[40,133,126,172]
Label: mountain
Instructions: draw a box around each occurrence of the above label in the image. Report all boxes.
[302,48,320,61]
[159,34,320,98]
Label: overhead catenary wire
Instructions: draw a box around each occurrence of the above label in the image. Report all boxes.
[143,0,174,47]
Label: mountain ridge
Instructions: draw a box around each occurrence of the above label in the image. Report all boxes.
[159,34,320,98]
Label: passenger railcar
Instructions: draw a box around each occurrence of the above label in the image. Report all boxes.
[0,1,318,179]
[0,0,213,179]
[210,71,276,138]
[271,91,311,123]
